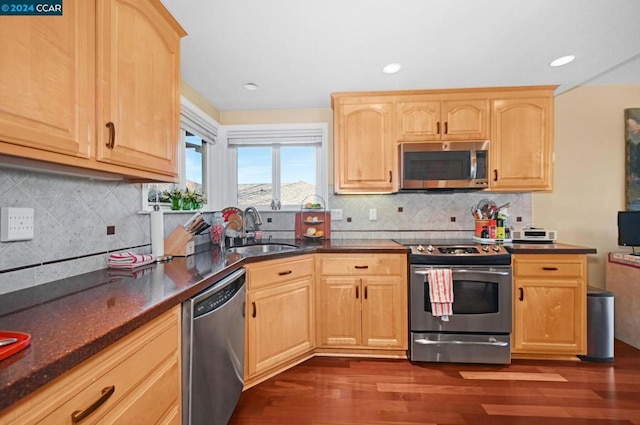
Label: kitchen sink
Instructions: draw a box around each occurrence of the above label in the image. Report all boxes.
[225,243,300,257]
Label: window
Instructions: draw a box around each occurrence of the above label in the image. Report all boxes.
[145,97,218,209]
[226,123,328,210]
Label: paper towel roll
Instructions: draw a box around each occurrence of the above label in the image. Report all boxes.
[151,205,164,257]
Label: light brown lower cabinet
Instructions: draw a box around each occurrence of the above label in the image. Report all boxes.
[0,306,181,425]
[315,253,408,356]
[512,254,587,360]
[244,255,315,386]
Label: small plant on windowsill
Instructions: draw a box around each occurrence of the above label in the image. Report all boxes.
[184,189,207,210]
[165,188,183,210]
[164,188,207,210]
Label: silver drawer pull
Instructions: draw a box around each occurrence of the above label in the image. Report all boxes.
[414,338,508,347]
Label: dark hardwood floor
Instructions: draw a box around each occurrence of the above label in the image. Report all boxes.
[230,340,640,424]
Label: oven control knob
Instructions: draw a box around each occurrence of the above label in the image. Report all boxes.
[482,245,489,252]
[416,244,425,252]
[426,244,434,252]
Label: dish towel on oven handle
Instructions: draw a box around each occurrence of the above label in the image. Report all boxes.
[427,269,454,322]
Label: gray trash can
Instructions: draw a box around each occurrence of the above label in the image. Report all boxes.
[579,286,614,362]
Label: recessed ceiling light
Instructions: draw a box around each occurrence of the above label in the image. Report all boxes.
[382,63,402,74]
[549,55,576,67]
[243,82,260,91]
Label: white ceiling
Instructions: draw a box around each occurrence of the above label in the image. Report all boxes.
[160,0,640,112]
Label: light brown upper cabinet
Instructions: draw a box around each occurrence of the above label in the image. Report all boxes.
[95,0,183,178]
[0,1,94,162]
[397,97,489,141]
[332,96,396,193]
[0,0,185,182]
[490,87,555,191]
[332,86,556,194]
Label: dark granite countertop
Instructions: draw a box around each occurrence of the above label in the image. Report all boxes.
[0,239,407,412]
[505,242,597,255]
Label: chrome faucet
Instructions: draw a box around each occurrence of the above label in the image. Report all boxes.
[242,206,263,243]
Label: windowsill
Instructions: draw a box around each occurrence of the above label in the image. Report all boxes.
[138,208,308,215]
[137,209,214,215]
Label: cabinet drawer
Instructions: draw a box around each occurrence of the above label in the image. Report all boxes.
[318,254,405,276]
[514,257,584,278]
[247,255,314,290]
[0,307,180,425]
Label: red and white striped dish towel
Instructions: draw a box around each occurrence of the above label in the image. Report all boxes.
[107,251,155,269]
[427,269,454,321]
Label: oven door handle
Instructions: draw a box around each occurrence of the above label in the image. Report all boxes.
[414,270,510,276]
[414,338,509,347]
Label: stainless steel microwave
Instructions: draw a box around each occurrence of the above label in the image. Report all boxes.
[399,141,489,190]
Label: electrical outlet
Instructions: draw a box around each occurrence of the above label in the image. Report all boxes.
[331,209,343,220]
[0,207,35,242]
[369,208,377,221]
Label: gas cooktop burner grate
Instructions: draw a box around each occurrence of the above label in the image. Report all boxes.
[394,239,512,266]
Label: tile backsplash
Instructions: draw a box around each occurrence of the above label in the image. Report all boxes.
[259,186,531,241]
[0,167,531,294]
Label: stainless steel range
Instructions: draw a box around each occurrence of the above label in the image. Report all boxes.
[396,239,512,364]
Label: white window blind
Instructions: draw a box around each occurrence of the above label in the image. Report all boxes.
[226,123,323,145]
[181,96,218,144]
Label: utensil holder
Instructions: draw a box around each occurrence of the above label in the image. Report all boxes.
[165,225,195,257]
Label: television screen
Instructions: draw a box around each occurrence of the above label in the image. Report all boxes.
[618,211,640,247]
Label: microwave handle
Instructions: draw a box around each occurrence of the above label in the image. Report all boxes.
[470,149,477,179]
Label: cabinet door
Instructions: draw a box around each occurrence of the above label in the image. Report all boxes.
[397,101,441,141]
[317,276,361,347]
[246,278,314,378]
[362,276,407,349]
[0,0,93,160]
[490,96,553,191]
[442,99,489,140]
[334,102,395,193]
[513,278,585,354]
[96,0,181,178]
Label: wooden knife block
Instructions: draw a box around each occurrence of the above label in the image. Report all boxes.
[164,225,195,257]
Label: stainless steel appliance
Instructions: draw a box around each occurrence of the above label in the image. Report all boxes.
[398,141,489,190]
[182,268,246,425]
[398,240,512,364]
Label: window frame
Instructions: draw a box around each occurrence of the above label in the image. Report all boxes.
[224,123,328,211]
[142,96,219,211]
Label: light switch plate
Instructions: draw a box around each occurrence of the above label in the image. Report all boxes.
[1,207,35,242]
[331,209,343,220]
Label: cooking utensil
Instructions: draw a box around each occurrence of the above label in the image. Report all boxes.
[476,199,497,219]
[0,338,18,347]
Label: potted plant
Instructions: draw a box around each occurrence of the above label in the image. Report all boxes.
[165,188,183,210]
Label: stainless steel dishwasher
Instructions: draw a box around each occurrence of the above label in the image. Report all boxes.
[182,268,246,425]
